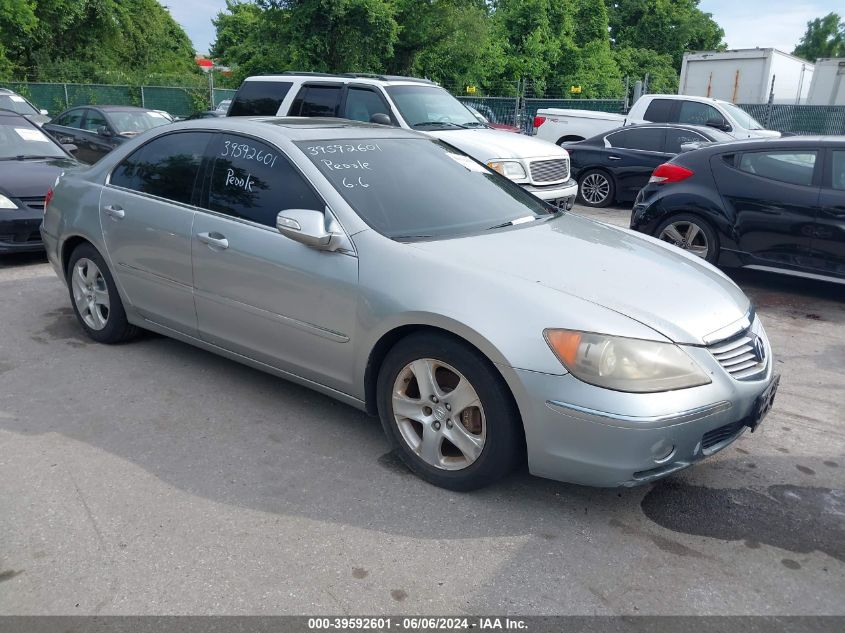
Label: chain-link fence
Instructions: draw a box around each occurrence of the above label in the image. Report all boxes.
[0,81,237,118]
[737,103,845,135]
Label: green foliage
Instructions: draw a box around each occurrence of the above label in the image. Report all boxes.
[0,0,199,82]
[613,46,678,93]
[793,13,845,62]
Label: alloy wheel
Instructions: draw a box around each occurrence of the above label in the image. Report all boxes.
[391,358,486,471]
[71,258,110,330]
[580,173,610,205]
[658,221,710,258]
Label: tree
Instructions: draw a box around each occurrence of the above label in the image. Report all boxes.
[613,46,678,93]
[606,0,724,68]
[793,13,844,62]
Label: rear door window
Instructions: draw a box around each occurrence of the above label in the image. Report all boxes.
[606,127,665,152]
[738,151,817,187]
[665,129,708,154]
[56,109,84,129]
[110,132,213,204]
[643,99,673,123]
[832,151,845,191]
[290,85,343,117]
[229,80,292,116]
[204,133,324,227]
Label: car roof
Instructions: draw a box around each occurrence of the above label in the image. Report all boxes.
[167,116,424,141]
[244,72,437,87]
[692,135,845,153]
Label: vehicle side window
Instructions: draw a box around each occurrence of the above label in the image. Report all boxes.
[643,99,673,122]
[56,109,84,129]
[83,110,109,132]
[229,80,292,116]
[110,132,213,204]
[678,102,725,127]
[738,151,817,187]
[343,88,390,123]
[665,129,707,154]
[606,127,665,152]
[832,151,845,191]
[206,134,323,228]
[290,85,342,117]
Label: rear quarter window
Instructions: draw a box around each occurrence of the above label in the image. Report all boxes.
[229,81,293,117]
[738,151,817,187]
[643,99,673,122]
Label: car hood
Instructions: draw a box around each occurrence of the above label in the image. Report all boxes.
[409,213,750,345]
[747,129,781,139]
[0,158,78,198]
[428,127,567,161]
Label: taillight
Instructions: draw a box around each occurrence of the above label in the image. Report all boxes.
[44,186,54,212]
[649,163,694,184]
[533,115,546,129]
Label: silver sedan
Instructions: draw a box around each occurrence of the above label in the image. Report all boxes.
[41,117,779,490]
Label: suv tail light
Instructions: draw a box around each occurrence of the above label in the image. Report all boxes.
[533,115,546,129]
[649,163,694,184]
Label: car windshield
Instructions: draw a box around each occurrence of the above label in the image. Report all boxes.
[0,94,39,116]
[385,85,485,130]
[721,102,764,130]
[108,110,171,134]
[296,137,556,240]
[0,119,66,159]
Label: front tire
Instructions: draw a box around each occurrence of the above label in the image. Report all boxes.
[377,332,522,491]
[578,169,614,207]
[67,243,139,343]
[655,214,720,264]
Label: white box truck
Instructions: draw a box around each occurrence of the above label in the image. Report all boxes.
[806,58,845,105]
[679,49,813,104]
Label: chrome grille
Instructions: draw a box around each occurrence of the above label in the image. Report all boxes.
[19,196,45,212]
[529,158,569,184]
[708,326,767,381]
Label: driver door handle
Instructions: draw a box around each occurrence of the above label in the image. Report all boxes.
[103,204,125,219]
[197,231,229,250]
[608,155,622,160]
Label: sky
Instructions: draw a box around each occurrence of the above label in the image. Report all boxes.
[166,0,843,58]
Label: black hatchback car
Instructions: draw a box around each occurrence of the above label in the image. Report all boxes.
[631,137,845,283]
[564,123,733,207]
[0,110,79,253]
[43,105,170,164]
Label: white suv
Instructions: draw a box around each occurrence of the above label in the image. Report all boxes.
[228,73,578,208]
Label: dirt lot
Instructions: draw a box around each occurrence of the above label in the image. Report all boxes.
[0,208,843,615]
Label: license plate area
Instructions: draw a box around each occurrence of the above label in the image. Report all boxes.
[748,374,780,432]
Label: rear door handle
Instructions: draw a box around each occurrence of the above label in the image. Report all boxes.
[103,204,125,219]
[197,231,229,250]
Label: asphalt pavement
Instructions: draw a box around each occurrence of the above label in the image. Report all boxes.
[0,206,843,615]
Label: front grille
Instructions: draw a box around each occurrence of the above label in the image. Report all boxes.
[529,158,569,183]
[19,197,45,212]
[702,419,745,450]
[707,326,767,381]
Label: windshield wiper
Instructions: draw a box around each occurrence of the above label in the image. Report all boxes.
[412,121,468,129]
[0,155,61,161]
[485,216,539,231]
[392,234,433,241]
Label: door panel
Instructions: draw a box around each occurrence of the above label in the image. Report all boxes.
[192,132,360,392]
[711,150,820,266]
[604,128,669,200]
[812,150,845,276]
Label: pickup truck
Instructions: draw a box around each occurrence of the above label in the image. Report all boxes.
[534,94,781,146]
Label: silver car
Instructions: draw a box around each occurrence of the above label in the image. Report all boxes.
[41,117,779,490]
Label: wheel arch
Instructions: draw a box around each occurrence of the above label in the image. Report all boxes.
[60,234,95,278]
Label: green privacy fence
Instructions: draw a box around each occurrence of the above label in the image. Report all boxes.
[736,104,845,135]
[0,81,237,117]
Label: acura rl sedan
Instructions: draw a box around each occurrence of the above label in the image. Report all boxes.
[41,117,779,490]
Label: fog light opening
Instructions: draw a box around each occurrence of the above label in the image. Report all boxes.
[653,445,676,464]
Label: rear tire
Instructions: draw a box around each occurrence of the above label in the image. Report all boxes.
[578,169,615,208]
[654,214,720,264]
[377,332,522,491]
[67,243,139,344]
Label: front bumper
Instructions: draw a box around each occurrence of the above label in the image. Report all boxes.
[0,210,44,253]
[522,178,578,208]
[508,332,776,487]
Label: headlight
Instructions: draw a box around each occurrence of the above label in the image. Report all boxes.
[487,160,527,180]
[0,194,18,209]
[544,329,711,393]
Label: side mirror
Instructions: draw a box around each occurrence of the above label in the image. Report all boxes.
[369,113,392,126]
[276,208,344,251]
[62,143,78,155]
[706,118,731,132]
[40,109,49,116]
[97,125,112,137]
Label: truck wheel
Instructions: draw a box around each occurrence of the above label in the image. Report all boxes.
[578,170,614,207]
